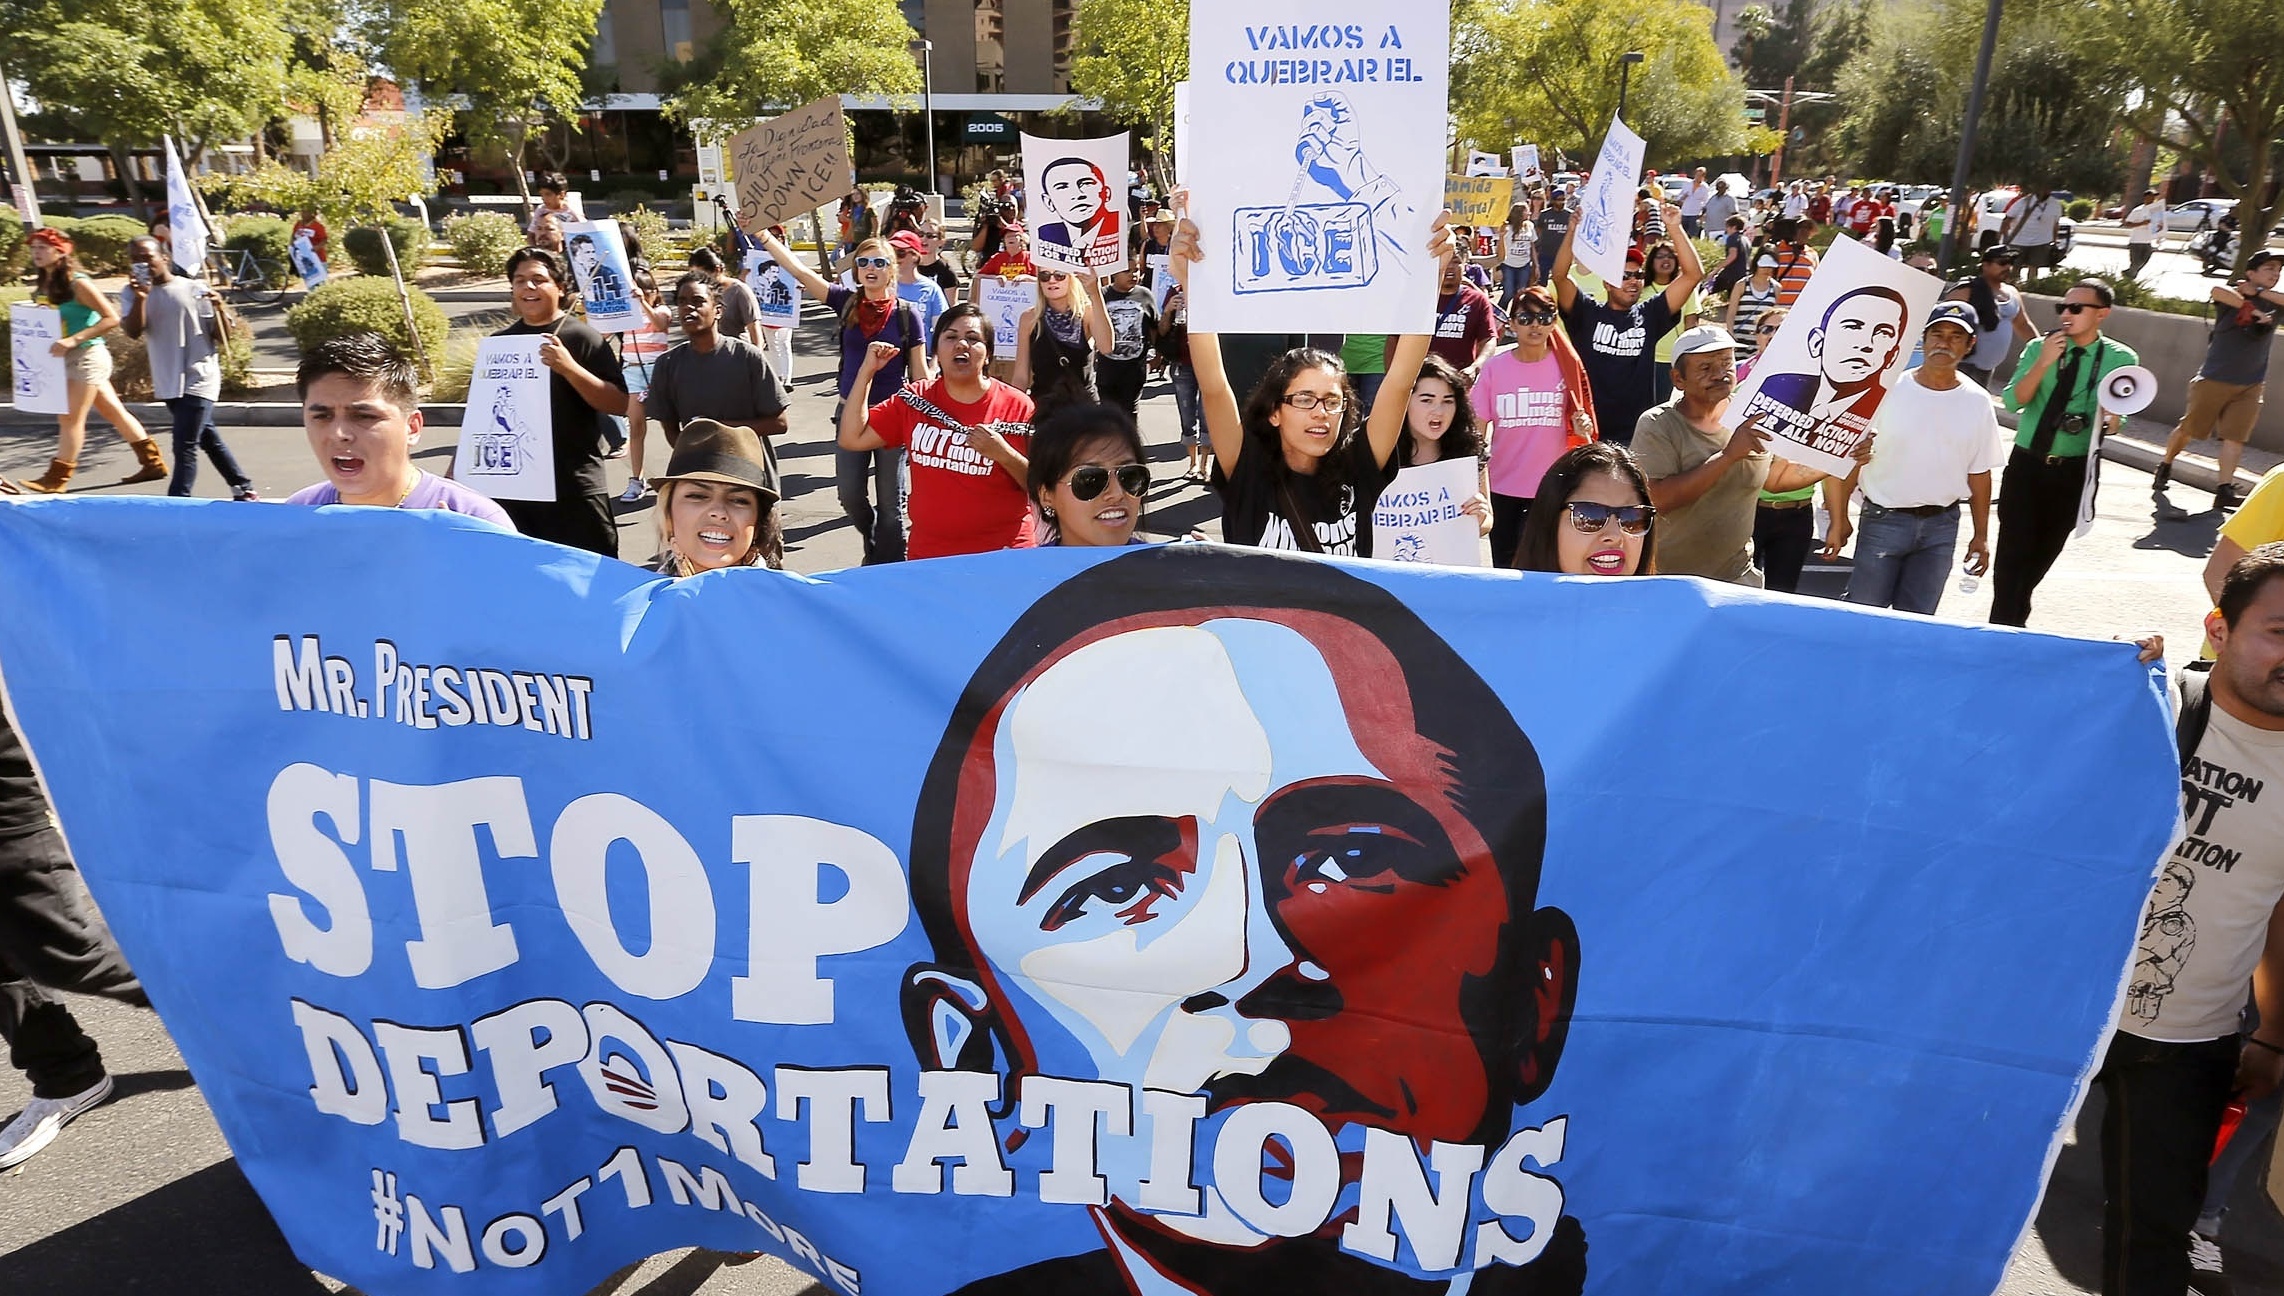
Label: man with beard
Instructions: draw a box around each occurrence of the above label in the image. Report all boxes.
[900,547,1588,1296]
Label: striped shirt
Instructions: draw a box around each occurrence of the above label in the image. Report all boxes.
[1770,243,1819,309]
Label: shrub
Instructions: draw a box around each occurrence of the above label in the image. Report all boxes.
[0,209,23,279]
[43,213,147,274]
[2021,267,2209,318]
[0,284,27,372]
[620,205,674,268]
[440,211,522,277]
[2066,198,2096,221]
[221,214,293,287]
[342,217,430,277]
[285,277,449,379]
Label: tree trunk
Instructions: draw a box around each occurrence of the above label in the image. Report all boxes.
[111,140,150,222]
[509,119,535,225]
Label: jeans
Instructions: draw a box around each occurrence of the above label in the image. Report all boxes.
[1681,214,1704,239]
[1172,364,1204,446]
[1489,493,1533,568]
[1753,503,1816,593]
[162,395,251,498]
[2097,1030,2239,1295]
[1498,264,1532,309]
[2200,998,2284,1235]
[1098,358,1146,417]
[0,825,147,1098]
[2127,243,2156,277]
[1845,502,1959,614]
[837,443,907,565]
[1991,448,2087,627]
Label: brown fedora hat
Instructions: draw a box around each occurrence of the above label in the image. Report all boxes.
[649,418,779,504]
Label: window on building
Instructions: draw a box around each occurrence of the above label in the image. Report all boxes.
[661,0,693,62]
[899,0,926,36]
[975,0,1004,94]
[1051,0,1074,93]
[593,0,618,67]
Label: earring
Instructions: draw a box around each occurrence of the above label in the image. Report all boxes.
[1040,506,1056,520]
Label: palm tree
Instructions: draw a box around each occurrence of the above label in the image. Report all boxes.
[1732,4,1776,72]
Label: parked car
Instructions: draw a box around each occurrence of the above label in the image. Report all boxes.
[2165,198,2236,232]
[1892,184,1944,219]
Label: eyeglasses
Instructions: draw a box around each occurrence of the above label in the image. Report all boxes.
[1281,392,1347,413]
[1513,310,1557,326]
[1564,501,1655,535]
[1757,323,1779,335]
[1620,270,1647,281]
[1066,463,1151,500]
[854,256,891,269]
[1038,270,1071,282]
[2056,302,2102,315]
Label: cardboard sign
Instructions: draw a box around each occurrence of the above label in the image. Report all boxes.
[452,336,555,501]
[726,96,853,233]
[1573,115,1646,287]
[1371,456,1485,566]
[1020,133,1130,273]
[561,221,646,334]
[1146,253,1176,315]
[9,303,68,415]
[744,251,802,329]
[1725,234,1944,478]
[1445,174,1511,224]
[1515,144,1543,185]
[1185,0,1449,334]
[975,275,1038,353]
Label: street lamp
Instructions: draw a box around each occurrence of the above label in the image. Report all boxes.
[1618,51,1645,122]
[1938,0,2004,272]
[914,38,937,196]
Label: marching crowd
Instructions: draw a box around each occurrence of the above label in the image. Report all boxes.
[1,160,2283,1296]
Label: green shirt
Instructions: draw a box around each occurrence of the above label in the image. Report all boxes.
[2004,334,2139,458]
[1340,333,1388,377]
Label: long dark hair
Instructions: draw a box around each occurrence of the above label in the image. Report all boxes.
[1238,347,1362,491]
[31,248,84,306]
[1027,403,1147,521]
[1397,354,1482,467]
[1514,442,1659,575]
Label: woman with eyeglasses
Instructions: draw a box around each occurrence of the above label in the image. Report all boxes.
[1723,253,1784,364]
[1514,442,1659,576]
[1011,266,1113,425]
[1469,285,1598,566]
[1028,404,1149,547]
[1166,203,1452,557]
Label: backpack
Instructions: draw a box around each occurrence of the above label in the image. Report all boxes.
[2175,662,2215,759]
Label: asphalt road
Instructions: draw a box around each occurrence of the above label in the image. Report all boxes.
[0,298,2275,1295]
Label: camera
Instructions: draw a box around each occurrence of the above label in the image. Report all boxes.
[2060,413,2089,436]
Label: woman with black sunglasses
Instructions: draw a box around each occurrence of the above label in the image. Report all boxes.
[1471,284,1598,567]
[1029,404,1150,547]
[1514,442,1659,576]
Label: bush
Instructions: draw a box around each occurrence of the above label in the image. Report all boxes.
[342,217,430,277]
[2021,267,2209,318]
[440,211,522,277]
[620,205,674,267]
[0,284,27,373]
[285,277,449,379]
[40,214,147,274]
[2066,198,2096,221]
[221,214,293,287]
[0,209,23,279]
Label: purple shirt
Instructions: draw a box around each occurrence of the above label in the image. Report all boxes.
[287,470,516,531]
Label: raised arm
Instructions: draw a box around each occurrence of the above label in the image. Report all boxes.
[1166,207,1245,477]
[1080,273,1115,356]
[1663,205,1705,312]
[1010,307,1038,392]
[1551,217,1580,312]
[757,229,835,303]
[1364,215,1456,467]
[837,342,897,451]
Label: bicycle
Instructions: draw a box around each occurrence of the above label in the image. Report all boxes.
[205,245,291,308]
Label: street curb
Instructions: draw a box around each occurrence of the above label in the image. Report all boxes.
[0,403,467,429]
[1994,405,2262,494]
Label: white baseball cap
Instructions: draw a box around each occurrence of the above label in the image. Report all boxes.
[1671,326,1738,361]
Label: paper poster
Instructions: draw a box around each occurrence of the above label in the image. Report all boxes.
[1020,132,1129,273]
[1573,115,1646,287]
[1467,150,1507,177]
[164,136,208,281]
[1173,82,1192,186]
[1185,1,1450,334]
[1147,252,1175,314]
[975,275,1038,353]
[744,250,801,329]
[561,220,645,334]
[1444,174,1510,224]
[452,336,555,501]
[9,302,67,415]
[1371,456,1484,566]
[726,96,853,233]
[1725,233,1944,478]
[1515,144,1543,186]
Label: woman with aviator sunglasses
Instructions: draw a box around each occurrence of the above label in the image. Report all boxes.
[1470,284,1597,567]
[1029,404,1150,547]
[1012,265,1113,425]
[1514,442,1659,576]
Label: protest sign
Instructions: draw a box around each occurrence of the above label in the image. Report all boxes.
[1020,133,1129,273]
[9,302,68,415]
[744,251,801,329]
[0,504,2181,1296]
[1146,252,1175,314]
[1467,150,1507,177]
[1726,233,1944,477]
[726,96,852,233]
[1515,144,1543,186]
[452,337,555,501]
[1371,456,1483,566]
[1572,115,1645,287]
[975,275,1037,353]
[561,221,645,334]
[1444,174,1510,224]
[1185,1,1450,334]
[1173,82,1192,185]
[164,136,209,280]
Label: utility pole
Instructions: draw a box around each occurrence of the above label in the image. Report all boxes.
[1769,76,1795,190]
[0,59,41,225]
[916,39,938,195]
[1938,0,2004,272]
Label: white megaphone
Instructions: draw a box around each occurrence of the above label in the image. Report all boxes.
[2098,365,2158,417]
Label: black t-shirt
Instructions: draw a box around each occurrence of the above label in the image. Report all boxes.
[920,259,961,298]
[1563,291,1678,445]
[0,708,50,840]
[1102,287,1157,369]
[1538,207,1573,259]
[1212,425,1395,557]
[494,317,627,500]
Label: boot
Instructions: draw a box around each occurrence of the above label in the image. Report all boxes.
[2150,461,2172,492]
[120,438,168,485]
[18,458,77,494]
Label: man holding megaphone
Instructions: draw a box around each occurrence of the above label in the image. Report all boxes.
[2153,249,2284,513]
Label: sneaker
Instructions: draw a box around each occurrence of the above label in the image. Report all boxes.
[0,1074,114,1170]
[2151,461,2172,492]
[2216,483,2241,511]
[2188,1229,2233,1295]
[232,485,261,502]
[618,479,646,504]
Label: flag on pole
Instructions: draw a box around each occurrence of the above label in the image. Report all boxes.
[164,136,209,279]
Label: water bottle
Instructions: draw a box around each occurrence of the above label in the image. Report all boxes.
[1957,569,1980,596]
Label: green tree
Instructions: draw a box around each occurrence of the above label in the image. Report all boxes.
[1452,0,1749,167]
[205,112,451,227]
[371,0,603,217]
[664,0,920,131]
[1731,0,1869,174]
[1070,0,1187,189]
[1730,4,1777,70]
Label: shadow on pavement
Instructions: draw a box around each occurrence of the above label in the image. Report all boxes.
[2137,492,2226,557]
[0,1159,333,1294]
[109,1066,196,1101]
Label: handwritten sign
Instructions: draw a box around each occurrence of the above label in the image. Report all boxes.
[452,336,555,502]
[561,220,645,334]
[1725,234,1942,478]
[975,276,1038,353]
[1444,174,1511,224]
[1574,115,1646,287]
[726,96,853,233]
[9,303,67,415]
[1371,456,1484,566]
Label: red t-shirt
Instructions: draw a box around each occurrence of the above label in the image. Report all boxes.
[866,378,1038,559]
[1430,284,1496,372]
[977,252,1036,279]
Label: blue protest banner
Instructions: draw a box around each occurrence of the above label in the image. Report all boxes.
[0,500,2176,1296]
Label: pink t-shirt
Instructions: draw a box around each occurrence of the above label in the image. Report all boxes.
[1472,350,1569,499]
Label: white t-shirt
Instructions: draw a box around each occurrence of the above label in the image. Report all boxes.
[2127,201,2167,245]
[1859,368,2004,509]
[1782,192,1809,219]
[2127,701,2284,1042]
[1679,180,1711,217]
[2005,193,2062,246]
